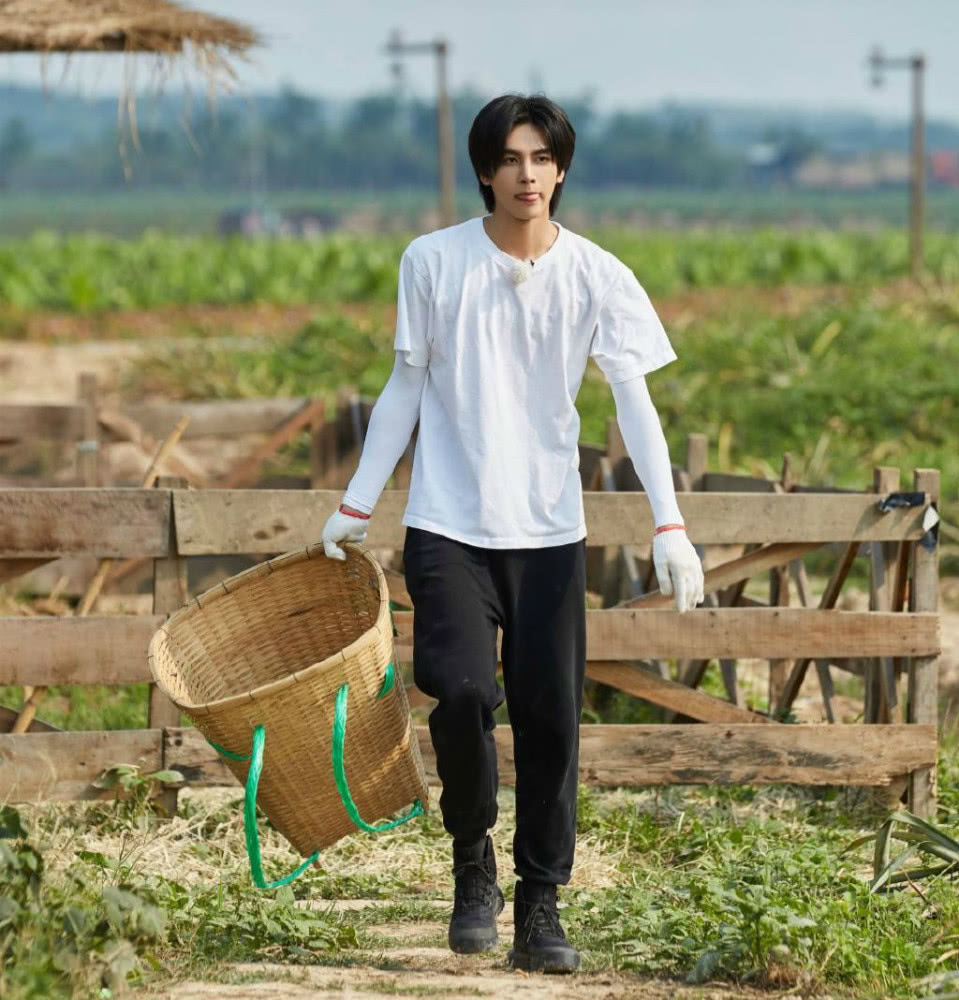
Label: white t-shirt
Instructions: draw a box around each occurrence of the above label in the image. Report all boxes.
[395,216,677,549]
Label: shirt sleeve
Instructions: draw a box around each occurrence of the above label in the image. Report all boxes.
[589,263,677,383]
[393,248,431,367]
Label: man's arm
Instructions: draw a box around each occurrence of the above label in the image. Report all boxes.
[609,373,704,612]
[322,353,426,559]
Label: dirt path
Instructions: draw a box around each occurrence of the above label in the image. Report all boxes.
[152,899,792,1000]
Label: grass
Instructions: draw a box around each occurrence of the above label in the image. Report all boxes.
[5,733,959,999]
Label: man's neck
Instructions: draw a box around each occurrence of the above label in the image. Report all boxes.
[483,212,557,262]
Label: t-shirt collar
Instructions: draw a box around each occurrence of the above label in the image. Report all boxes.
[475,216,564,273]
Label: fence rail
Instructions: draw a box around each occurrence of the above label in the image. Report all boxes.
[0,461,941,815]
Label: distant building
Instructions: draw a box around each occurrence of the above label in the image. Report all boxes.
[218,208,338,237]
[793,151,912,190]
[930,149,959,188]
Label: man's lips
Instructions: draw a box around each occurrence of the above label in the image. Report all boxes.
[516,193,539,203]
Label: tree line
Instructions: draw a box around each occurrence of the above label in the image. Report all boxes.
[0,87,766,193]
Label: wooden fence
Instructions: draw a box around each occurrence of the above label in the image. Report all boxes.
[0,458,941,815]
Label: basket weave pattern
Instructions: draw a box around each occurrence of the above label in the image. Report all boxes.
[148,544,428,857]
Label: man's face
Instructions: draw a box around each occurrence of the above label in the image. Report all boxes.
[480,123,566,220]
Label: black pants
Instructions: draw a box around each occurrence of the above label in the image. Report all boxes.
[403,526,586,885]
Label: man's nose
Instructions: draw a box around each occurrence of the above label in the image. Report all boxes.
[518,158,534,182]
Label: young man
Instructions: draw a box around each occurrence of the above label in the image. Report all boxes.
[322,94,704,973]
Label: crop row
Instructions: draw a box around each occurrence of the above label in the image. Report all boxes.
[2,228,959,313]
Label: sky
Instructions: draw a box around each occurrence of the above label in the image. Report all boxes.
[3,0,959,122]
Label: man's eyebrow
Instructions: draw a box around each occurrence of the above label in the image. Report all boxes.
[502,146,553,157]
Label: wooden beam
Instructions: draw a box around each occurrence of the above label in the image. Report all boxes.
[777,539,861,713]
[908,469,940,818]
[0,559,52,585]
[172,489,933,554]
[0,616,164,685]
[619,542,821,610]
[159,723,936,792]
[119,399,309,439]
[0,490,171,558]
[220,400,325,489]
[0,405,86,443]
[392,608,939,661]
[1,606,937,689]
[702,472,777,493]
[0,730,163,801]
[586,661,771,724]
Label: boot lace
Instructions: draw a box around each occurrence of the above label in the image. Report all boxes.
[524,901,566,943]
[452,860,495,913]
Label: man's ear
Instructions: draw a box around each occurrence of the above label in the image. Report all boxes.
[557,168,567,184]
[479,173,492,187]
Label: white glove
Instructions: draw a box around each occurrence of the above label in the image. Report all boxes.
[652,528,704,613]
[321,508,369,561]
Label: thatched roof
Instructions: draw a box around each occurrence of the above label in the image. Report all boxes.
[0,0,258,54]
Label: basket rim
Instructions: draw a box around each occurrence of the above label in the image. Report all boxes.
[147,543,392,716]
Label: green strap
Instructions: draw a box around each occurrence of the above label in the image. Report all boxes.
[331,674,424,833]
[244,726,321,889]
[207,661,421,889]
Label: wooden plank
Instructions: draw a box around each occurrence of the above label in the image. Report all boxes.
[0,558,52,585]
[869,467,902,723]
[220,400,325,489]
[685,434,708,491]
[150,480,186,738]
[908,469,940,818]
[0,705,60,733]
[620,542,821,610]
[172,490,932,554]
[2,607,936,688]
[77,373,99,487]
[0,489,171,558]
[777,539,861,713]
[586,661,771,724]
[392,608,939,661]
[164,723,936,790]
[702,472,777,493]
[120,399,309,439]
[0,405,86,443]
[0,616,164,685]
[0,730,163,801]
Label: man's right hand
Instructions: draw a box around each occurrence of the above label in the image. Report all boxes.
[321,507,370,560]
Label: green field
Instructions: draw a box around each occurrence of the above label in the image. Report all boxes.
[4,186,959,237]
[3,226,959,313]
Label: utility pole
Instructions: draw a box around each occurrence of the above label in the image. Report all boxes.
[386,30,456,229]
[869,47,926,279]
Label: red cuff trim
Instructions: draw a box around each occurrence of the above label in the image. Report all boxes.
[654,524,685,535]
[339,504,371,520]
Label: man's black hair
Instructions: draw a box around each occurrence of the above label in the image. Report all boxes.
[468,94,576,216]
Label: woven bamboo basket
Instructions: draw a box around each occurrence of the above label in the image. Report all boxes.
[148,543,428,874]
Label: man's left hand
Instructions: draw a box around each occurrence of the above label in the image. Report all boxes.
[652,528,705,613]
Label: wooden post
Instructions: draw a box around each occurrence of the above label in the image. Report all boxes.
[869,467,901,723]
[685,434,708,492]
[309,400,326,489]
[908,468,939,817]
[77,373,99,486]
[151,475,188,815]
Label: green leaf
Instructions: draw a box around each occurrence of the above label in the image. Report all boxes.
[146,769,186,785]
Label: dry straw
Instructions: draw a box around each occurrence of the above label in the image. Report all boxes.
[149,544,430,875]
[0,0,258,55]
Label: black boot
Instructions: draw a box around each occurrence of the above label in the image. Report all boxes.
[448,835,505,954]
[508,880,580,973]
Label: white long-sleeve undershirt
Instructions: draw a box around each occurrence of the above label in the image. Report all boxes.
[610,374,685,528]
[343,356,683,531]
[342,354,426,514]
